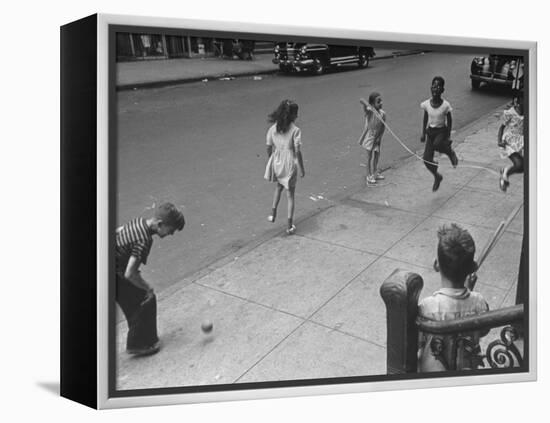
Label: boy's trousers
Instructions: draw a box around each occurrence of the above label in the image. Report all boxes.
[116,274,159,350]
[423,126,453,176]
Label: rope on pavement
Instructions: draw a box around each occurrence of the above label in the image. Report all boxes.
[477,202,523,268]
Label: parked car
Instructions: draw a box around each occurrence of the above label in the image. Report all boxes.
[470,55,524,91]
[273,43,375,75]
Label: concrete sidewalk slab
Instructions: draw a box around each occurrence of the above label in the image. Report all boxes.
[310,258,432,346]
[196,235,377,318]
[238,322,386,382]
[309,252,510,348]
[508,204,524,235]
[388,158,480,187]
[465,162,524,198]
[351,173,462,216]
[456,142,501,165]
[475,230,523,292]
[116,283,304,390]
[384,216,496,269]
[299,201,426,255]
[433,187,523,230]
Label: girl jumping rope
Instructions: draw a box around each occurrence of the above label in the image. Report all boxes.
[264,100,305,235]
[498,92,524,192]
[358,92,386,185]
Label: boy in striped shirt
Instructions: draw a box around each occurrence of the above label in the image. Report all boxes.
[116,202,185,356]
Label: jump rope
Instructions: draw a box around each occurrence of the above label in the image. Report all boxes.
[363,102,501,177]
[362,102,524,273]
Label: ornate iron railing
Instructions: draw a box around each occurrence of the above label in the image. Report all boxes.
[381,269,525,374]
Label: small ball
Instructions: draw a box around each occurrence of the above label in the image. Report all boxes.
[201,321,213,333]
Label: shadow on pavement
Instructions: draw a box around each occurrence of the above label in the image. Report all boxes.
[36,381,60,396]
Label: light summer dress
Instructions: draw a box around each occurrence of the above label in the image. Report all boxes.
[264,122,302,189]
[500,106,524,157]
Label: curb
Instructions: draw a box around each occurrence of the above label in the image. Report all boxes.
[117,67,280,91]
[116,50,428,91]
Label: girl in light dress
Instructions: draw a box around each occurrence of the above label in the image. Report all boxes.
[264,100,305,235]
[498,93,524,192]
[358,92,386,185]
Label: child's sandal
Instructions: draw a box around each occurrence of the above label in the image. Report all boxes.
[286,225,296,235]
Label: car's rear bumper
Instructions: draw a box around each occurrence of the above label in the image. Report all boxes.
[470,74,514,86]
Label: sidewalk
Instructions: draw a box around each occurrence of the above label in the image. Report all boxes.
[116,106,524,390]
[116,49,424,89]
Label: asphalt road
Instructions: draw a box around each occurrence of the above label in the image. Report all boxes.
[116,52,511,292]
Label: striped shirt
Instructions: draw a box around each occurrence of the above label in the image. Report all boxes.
[115,217,153,274]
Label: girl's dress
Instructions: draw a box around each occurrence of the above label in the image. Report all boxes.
[264,122,302,189]
[501,106,524,157]
[359,108,386,152]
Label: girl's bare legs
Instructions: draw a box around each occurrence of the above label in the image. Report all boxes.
[500,153,524,191]
[366,150,373,179]
[287,185,296,232]
[269,183,284,222]
[372,150,380,176]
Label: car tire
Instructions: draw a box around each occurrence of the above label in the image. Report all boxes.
[471,79,481,90]
[358,54,369,68]
[312,58,325,75]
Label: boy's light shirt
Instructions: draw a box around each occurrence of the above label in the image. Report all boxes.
[419,287,489,321]
[417,287,490,371]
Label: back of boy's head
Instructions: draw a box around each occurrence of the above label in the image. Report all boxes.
[154,202,185,231]
[368,92,381,105]
[432,76,445,88]
[437,223,477,286]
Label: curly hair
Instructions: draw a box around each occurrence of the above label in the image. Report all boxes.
[437,223,477,285]
[268,99,299,133]
[368,92,381,105]
[431,75,445,88]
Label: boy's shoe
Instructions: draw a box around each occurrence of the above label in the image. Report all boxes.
[127,341,160,357]
[267,214,275,223]
[374,172,385,180]
[450,149,459,168]
[286,225,296,235]
[366,175,377,185]
[432,173,443,192]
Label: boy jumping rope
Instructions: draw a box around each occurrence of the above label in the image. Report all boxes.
[420,76,458,191]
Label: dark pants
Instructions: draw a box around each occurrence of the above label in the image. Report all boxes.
[423,126,453,177]
[116,274,158,350]
[508,152,524,177]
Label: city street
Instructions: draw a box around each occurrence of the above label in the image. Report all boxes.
[116,52,511,293]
